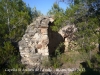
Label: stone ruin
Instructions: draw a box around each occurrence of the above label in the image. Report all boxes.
[18,16,77,67]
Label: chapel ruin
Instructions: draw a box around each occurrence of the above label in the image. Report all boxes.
[18,16,76,67]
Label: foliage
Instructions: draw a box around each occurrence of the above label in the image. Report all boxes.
[48,0,100,74]
[52,0,100,51]
[32,7,43,20]
[91,53,100,68]
[51,43,64,68]
[42,57,51,68]
[50,57,62,69]
[47,3,65,31]
[0,0,40,75]
[42,43,64,69]
[70,71,82,75]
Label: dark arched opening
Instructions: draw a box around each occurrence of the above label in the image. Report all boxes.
[48,22,65,57]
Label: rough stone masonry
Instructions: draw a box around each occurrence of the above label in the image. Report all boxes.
[18,16,76,67]
[18,16,54,66]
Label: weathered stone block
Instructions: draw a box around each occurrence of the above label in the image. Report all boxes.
[37,44,42,49]
[44,53,49,56]
[40,28,47,34]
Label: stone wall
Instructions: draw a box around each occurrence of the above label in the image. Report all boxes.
[58,25,77,52]
[18,16,54,66]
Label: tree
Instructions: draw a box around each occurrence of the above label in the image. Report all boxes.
[0,0,31,74]
[47,3,65,31]
[54,0,100,73]
[54,0,100,53]
[0,0,31,42]
[52,1,100,75]
[32,6,43,20]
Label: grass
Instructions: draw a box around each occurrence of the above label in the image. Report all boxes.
[42,49,98,69]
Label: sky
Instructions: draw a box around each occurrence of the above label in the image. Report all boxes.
[23,0,68,15]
